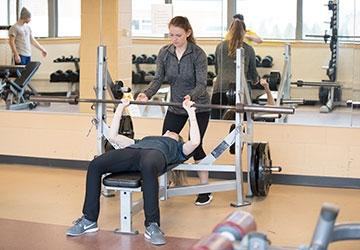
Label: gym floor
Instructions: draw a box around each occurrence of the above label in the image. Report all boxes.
[0,164,359,249]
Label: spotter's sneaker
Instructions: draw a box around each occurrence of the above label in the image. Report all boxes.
[194,193,213,206]
[66,216,98,236]
[144,222,166,245]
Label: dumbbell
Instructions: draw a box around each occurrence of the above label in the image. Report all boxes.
[262,71,280,91]
[191,211,257,250]
[256,55,262,67]
[50,70,64,82]
[132,71,143,84]
[65,70,79,82]
[261,56,273,68]
[53,56,66,63]
[206,72,215,86]
[134,54,147,64]
[146,54,157,64]
[111,80,125,99]
[66,55,74,62]
[207,54,216,65]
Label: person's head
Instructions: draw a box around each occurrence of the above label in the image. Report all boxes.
[233,13,246,30]
[20,7,31,23]
[168,16,196,47]
[225,19,246,57]
[163,130,183,142]
[233,14,244,21]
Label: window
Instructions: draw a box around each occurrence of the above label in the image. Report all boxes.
[303,0,360,41]
[236,0,297,39]
[58,0,81,37]
[338,0,360,41]
[0,0,16,38]
[0,0,9,38]
[172,0,227,37]
[21,0,49,37]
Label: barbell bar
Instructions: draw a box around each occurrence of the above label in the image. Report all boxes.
[292,80,341,88]
[29,95,295,115]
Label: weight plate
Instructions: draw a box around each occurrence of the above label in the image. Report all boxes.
[250,143,259,196]
[257,143,272,196]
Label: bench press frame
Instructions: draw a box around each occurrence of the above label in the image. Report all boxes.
[94,45,274,234]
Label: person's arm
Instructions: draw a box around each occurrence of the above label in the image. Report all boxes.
[182,100,201,156]
[108,99,135,148]
[187,49,208,100]
[30,36,47,57]
[260,79,275,106]
[8,35,21,64]
[137,47,166,101]
[245,30,263,44]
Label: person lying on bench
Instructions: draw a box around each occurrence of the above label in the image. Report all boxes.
[66,99,200,246]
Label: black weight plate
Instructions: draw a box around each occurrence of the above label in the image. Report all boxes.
[250,143,259,196]
[257,143,272,196]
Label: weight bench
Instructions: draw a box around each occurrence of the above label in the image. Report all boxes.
[102,170,169,234]
[0,62,41,110]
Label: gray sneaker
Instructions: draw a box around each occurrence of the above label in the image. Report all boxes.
[66,216,98,236]
[144,223,166,245]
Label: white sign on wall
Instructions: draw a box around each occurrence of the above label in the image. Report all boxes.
[151,4,173,35]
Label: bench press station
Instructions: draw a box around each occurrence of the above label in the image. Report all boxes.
[30,46,295,235]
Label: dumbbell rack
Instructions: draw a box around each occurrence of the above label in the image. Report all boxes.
[132,54,156,85]
[51,57,80,97]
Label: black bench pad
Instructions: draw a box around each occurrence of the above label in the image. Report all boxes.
[103,172,142,188]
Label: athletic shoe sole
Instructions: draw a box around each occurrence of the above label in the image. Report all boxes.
[144,231,166,245]
[195,195,213,206]
[66,227,99,237]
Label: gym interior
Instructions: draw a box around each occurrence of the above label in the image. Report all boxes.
[0,0,359,249]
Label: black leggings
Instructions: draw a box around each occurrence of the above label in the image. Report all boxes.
[82,148,168,227]
[162,111,210,161]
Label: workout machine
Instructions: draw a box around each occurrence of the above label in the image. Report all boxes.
[191,203,360,250]
[295,0,346,113]
[0,62,41,110]
[30,45,295,234]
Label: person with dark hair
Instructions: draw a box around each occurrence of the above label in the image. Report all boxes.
[66,99,200,246]
[8,7,47,65]
[233,13,263,45]
[211,19,274,119]
[136,16,213,206]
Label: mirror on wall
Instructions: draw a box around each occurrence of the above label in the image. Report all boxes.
[0,0,81,112]
[129,0,359,128]
[1,0,358,130]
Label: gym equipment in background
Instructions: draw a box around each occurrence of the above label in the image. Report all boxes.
[50,55,80,97]
[0,62,41,110]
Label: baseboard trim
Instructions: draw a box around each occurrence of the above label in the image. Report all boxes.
[1,155,359,189]
[0,155,89,169]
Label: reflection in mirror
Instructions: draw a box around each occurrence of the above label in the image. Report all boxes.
[351,0,360,127]
[0,0,81,112]
[128,0,359,128]
[131,0,226,118]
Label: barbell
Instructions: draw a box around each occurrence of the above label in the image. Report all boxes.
[29,95,295,115]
